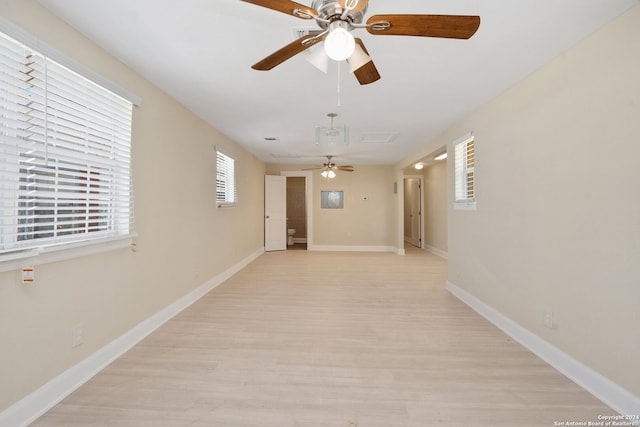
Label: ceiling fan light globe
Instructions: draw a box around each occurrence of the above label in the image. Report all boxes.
[306,46,330,73]
[321,170,329,178]
[327,170,336,179]
[324,27,356,61]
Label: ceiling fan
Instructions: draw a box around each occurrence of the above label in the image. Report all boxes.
[304,155,354,178]
[241,0,480,85]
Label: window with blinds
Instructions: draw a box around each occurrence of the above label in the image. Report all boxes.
[0,31,133,255]
[216,148,236,207]
[454,134,475,207]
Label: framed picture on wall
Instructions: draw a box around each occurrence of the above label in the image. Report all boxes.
[320,190,343,209]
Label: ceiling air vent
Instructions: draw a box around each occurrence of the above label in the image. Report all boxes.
[292,28,324,40]
[360,133,398,144]
[270,153,301,159]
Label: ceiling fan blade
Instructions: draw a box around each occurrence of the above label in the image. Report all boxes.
[351,38,380,85]
[241,0,317,19]
[252,34,324,70]
[366,14,480,39]
[336,166,354,171]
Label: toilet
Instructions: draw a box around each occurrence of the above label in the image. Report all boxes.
[287,229,296,246]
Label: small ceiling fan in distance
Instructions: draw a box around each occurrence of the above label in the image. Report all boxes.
[304,155,354,179]
[241,0,481,85]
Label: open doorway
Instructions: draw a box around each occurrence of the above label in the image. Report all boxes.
[402,148,448,258]
[286,176,306,250]
[403,176,423,248]
[281,171,313,250]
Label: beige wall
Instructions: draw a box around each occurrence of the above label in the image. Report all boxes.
[266,165,398,248]
[423,161,448,254]
[401,4,640,397]
[0,1,265,411]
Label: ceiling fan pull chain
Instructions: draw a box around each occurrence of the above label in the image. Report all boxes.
[337,61,342,107]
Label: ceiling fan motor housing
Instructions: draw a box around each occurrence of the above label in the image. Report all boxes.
[323,155,336,169]
[312,0,367,30]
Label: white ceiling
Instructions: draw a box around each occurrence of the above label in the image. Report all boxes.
[37,0,637,166]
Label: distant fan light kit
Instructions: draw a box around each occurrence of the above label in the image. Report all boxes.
[304,155,354,179]
[242,0,480,85]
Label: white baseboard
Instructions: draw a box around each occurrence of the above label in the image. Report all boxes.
[0,247,265,427]
[308,245,396,253]
[424,244,448,259]
[446,281,640,417]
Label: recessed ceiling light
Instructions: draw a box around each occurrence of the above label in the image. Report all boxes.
[414,163,424,170]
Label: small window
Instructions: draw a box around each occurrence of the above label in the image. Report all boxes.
[454,134,475,209]
[216,148,236,207]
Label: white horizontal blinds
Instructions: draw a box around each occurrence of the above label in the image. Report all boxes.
[465,138,475,199]
[216,149,236,207]
[0,34,30,252]
[454,135,475,202]
[0,31,133,254]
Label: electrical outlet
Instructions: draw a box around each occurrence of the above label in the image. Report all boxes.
[72,324,84,348]
[544,312,554,329]
[21,267,35,285]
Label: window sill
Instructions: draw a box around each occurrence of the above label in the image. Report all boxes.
[0,234,136,273]
[454,201,477,211]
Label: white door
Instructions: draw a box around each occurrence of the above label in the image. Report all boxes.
[264,175,287,251]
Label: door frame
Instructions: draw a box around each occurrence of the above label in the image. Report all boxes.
[280,170,313,249]
[403,175,424,249]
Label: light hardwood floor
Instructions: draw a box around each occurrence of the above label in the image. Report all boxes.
[32,246,613,426]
